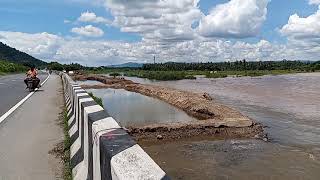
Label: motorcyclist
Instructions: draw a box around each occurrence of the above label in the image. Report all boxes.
[24,66,40,88]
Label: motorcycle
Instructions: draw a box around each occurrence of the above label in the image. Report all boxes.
[25,78,39,92]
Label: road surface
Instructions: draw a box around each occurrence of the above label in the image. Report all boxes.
[0,74,64,180]
[0,73,47,117]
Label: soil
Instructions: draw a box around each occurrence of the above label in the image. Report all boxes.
[127,122,265,143]
[72,73,266,141]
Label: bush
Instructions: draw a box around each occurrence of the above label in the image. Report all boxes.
[0,60,27,73]
[109,72,121,78]
[205,72,228,78]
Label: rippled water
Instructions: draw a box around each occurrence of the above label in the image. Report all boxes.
[125,73,320,180]
[87,88,196,127]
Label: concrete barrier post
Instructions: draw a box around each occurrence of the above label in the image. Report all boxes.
[61,73,170,180]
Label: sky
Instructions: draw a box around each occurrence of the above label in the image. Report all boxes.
[0,0,319,66]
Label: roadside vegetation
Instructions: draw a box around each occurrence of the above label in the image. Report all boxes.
[0,60,27,75]
[62,108,72,180]
[88,92,104,107]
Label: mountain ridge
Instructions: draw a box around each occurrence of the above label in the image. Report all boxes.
[0,42,47,67]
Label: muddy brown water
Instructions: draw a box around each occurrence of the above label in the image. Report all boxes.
[82,73,320,180]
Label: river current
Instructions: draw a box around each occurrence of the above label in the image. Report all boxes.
[126,73,320,180]
[83,73,320,179]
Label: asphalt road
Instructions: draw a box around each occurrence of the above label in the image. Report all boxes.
[0,73,47,117]
[0,74,63,179]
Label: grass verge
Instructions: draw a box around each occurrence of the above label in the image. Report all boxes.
[48,107,72,180]
[88,92,104,107]
[62,108,72,180]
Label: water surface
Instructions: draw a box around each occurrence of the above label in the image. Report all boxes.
[75,80,104,86]
[124,73,320,180]
[87,88,196,127]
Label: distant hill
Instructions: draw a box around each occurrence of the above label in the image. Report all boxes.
[0,42,46,67]
[108,62,143,68]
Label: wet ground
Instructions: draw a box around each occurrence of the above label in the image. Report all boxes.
[87,88,197,127]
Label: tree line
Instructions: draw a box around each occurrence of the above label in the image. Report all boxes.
[47,60,320,73]
[47,62,84,71]
[142,60,320,72]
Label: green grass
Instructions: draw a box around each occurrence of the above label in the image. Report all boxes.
[88,92,104,107]
[87,69,196,81]
[123,70,196,81]
[61,93,103,180]
[62,108,72,180]
[109,72,121,78]
[205,70,306,78]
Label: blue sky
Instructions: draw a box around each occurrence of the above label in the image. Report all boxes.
[0,0,319,65]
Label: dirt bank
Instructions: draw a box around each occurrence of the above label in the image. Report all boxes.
[127,121,265,142]
[72,74,266,141]
[74,74,253,125]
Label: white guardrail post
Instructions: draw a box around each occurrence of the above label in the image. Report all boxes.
[60,73,170,180]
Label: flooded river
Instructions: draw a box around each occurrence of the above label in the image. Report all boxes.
[82,73,320,179]
[126,73,320,180]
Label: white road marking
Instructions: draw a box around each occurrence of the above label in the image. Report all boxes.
[0,74,51,124]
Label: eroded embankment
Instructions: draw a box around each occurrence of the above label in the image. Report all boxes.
[127,121,264,142]
[72,74,265,141]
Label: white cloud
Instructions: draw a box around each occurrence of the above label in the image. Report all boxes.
[309,0,320,5]
[198,0,269,38]
[104,0,202,42]
[0,31,63,60]
[101,0,270,41]
[2,0,320,65]
[280,8,320,41]
[0,30,308,66]
[78,11,111,24]
[71,25,104,37]
[280,6,320,58]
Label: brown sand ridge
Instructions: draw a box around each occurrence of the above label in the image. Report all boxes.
[72,74,265,141]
